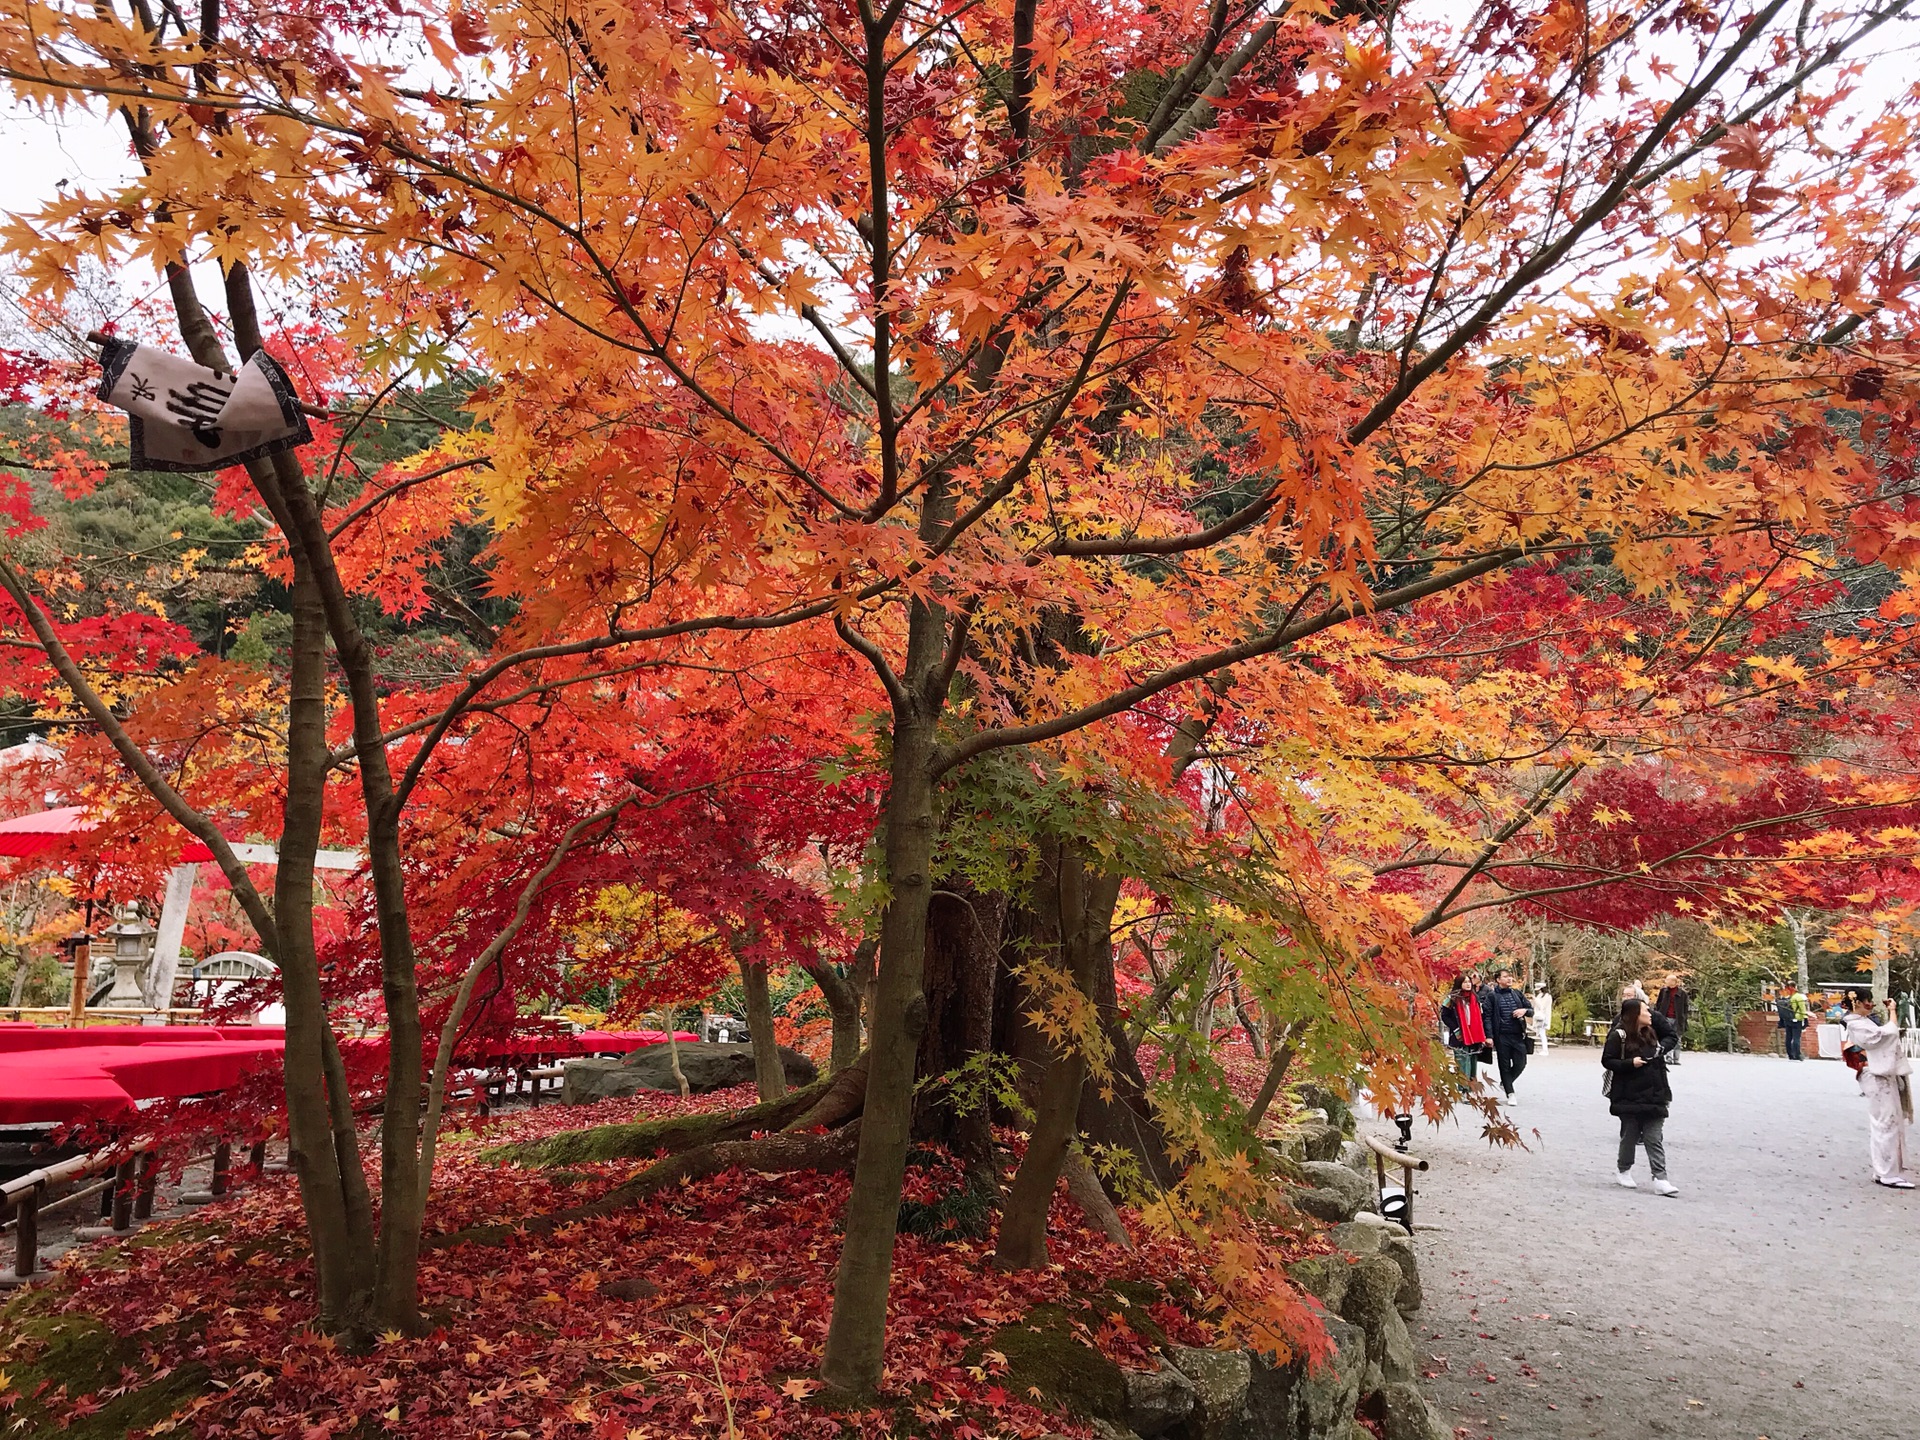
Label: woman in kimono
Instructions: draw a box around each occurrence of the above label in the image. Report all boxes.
[1843,994,1913,1189]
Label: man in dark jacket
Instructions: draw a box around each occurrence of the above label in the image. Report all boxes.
[1482,969,1533,1104]
[1653,974,1691,1065]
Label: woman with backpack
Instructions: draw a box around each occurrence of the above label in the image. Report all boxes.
[1603,997,1680,1196]
[1440,973,1490,1080]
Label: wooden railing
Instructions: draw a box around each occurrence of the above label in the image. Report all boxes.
[0,1136,267,1286]
[1362,1133,1430,1232]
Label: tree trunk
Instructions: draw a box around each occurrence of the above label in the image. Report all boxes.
[1872,922,1890,1004]
[265,442,426,1336]
[1784,908,1810,991]
[995,841,1120,1270]
[804,951,866,1076]
[1231,978,1265,1057]
[274,566,376,1329]
[741,961,787,1102]
[819,697,942,1395]
[914,884,1007,1166]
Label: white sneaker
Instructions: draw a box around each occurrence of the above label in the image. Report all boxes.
[1616,1170,1637,1188]
[1652,1179,1679,1197]
[1505,1093,1518,1106]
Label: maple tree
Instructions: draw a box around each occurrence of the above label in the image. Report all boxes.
[1,0,1918,1406]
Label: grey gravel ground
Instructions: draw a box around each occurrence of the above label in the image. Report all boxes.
[1374,1046,1918,1440]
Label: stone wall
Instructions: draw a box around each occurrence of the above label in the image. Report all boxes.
[1035,1142,1449,1440]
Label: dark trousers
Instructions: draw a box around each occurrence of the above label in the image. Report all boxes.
[1618,1114,1668,1177]
[1494,1034,1529,1095]
[1784,1020,1804,1060]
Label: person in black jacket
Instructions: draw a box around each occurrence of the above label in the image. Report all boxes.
[1482,969,1533,1104]
[1604,997,1680,1196]
[1653,973,1692,1065]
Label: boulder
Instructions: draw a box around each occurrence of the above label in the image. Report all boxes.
[1378,1307,1416,1385]
[1285,1253,1350,1313]
[1295,1121,1344,1163]
[1296,1083,1355,1136]
[1094,1425,1146,1440]
[562,1042,816,1102]
[1327,1219,1385,1257]
[1337,1255,1405,1349]
[1337,1140,1371,1175]
[1164,1346,1250,1440]
[1376,1382,1450,1440]
[1380,1231,1422,1315]
[1295,1161,1375,1223]
[1243,1315,1365,1440]
[1125,1361,1197,1438]
[562,1058,650,1105]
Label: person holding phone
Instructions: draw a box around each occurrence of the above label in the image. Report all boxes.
[1843,993,1913,1189]
[1604,997,1679,1195]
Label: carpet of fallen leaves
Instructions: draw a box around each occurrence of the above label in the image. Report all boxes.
[8,1082,1325,1439]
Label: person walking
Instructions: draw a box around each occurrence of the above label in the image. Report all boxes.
[1842,993,1913,1189]
[1441,973,1489,1081]
[1776,985,1810,1061]
[1653,973,1691,1065]
[1483,969,1533,1105]
[1604,997,1680,1195]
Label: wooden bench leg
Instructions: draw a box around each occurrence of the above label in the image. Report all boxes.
[111,1159,135,1231]
[9,1186,39,1279]
[133,1151,158,1221]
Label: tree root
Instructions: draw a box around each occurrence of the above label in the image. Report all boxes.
[783,1054,867,1132]
[432,1122,863,1249]
[482,1068,841,1168]
[1062,1150,1134,1250]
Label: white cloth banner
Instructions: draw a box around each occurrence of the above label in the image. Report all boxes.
[96,339,311,472]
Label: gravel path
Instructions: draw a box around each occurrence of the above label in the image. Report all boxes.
[1376,1046,1918,1440]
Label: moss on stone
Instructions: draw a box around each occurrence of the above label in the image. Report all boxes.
[981,1302,1126,1421]
[1094,1279,1170,1347]
[0,1290,210,1438]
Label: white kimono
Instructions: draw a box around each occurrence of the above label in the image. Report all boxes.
[1843,1013,1912,1184]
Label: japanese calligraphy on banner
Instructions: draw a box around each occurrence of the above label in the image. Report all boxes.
[95,339,312,473]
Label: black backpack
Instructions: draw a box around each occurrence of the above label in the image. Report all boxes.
[1775,996,1793,1025]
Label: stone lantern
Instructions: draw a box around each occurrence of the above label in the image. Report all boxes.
[98,916,156,1009]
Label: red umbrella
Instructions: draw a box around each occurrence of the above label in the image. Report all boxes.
[0,806,214,863]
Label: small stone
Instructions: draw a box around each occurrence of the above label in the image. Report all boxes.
[595,1275,660,1301]
[1123,1362,1195,1438]
[1163,1346,1250,1440]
